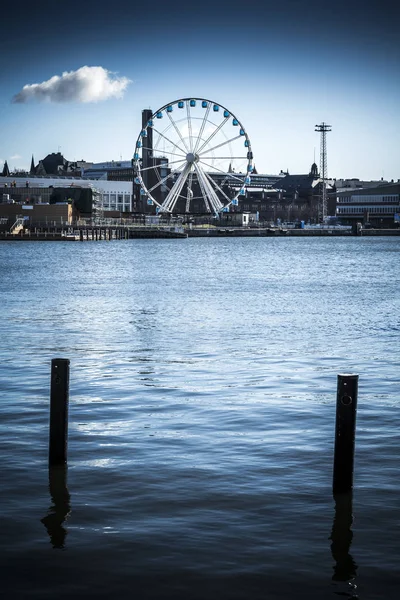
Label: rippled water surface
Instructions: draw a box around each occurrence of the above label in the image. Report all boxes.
[0,237,399,599]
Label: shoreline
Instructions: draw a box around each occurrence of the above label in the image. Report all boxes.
[1,227,399,241]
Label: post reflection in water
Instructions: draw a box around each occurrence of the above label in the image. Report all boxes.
[330,492,358,597]
[41,465,71,549]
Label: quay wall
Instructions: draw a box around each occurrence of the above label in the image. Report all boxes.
[186,228,352,237]
[186,227,400,237]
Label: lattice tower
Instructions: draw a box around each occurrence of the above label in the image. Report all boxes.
[315,122,332,222]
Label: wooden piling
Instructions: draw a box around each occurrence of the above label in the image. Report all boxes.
[49,359,70,465]
[333,374,359,493]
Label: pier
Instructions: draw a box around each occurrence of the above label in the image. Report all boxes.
[0,222,188,241]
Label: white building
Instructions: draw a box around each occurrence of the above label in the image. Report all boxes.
[0,176,133,213]
[336,182,400,226]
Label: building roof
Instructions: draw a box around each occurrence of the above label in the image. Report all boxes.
[41,152,67,175]
[275,174,316,192]
[336,182,400,197]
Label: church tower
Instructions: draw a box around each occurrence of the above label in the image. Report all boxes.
[2,160,10,176]
[30,155,36,176]
[309,162,319,179]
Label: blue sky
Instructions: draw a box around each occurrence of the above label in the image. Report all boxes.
[0,0,399,180]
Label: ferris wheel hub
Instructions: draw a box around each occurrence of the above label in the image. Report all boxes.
[186,152,199,164]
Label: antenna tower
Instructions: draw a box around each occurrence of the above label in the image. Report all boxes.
[315,122,331,222]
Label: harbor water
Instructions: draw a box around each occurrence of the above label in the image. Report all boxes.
[0,237,399,599]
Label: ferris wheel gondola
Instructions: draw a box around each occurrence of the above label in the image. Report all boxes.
[133,98,253,216]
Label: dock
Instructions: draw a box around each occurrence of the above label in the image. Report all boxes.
[0,224,188,241]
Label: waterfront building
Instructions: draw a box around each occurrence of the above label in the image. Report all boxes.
[0,201,75,229]
[0,176,134,213]
[336,182,400,227]
[82,160,134,181]
[234,163,336,223]
[219,211,251,226]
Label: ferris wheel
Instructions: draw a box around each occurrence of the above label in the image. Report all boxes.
[133,98,253,216]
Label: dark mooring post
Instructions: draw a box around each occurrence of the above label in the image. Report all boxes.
[333,374,359,493]
[49,359,70,465]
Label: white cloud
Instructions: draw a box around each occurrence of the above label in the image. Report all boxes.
[10,154,22,160]
[12,66,131,104]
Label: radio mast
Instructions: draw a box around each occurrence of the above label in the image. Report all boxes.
[315,122,331,222]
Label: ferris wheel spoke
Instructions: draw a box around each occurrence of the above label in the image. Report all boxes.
[152,127,187,157]
[193,103,211,154]
[198,135,242,157]
[203,196,211,213]
[197,164,223,211]
[139,158,186,173]
[194,162,223,215]
[166,112,191,154]
[146,170,184,197]
[193,165,211,212]
[168,180,192,213]
[202,169,234,205]
[162,162,192,212]
[146,160,186,195]
[199,156,247,160]
[148,148,187,161]
[186,102,194,153]
[185,170,194,213]
[196,116,230,155]
[197,159,246,184]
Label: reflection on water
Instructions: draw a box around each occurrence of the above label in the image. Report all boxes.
[330,492,358,597]
[0,238,399,598]
[41,465,71,549]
